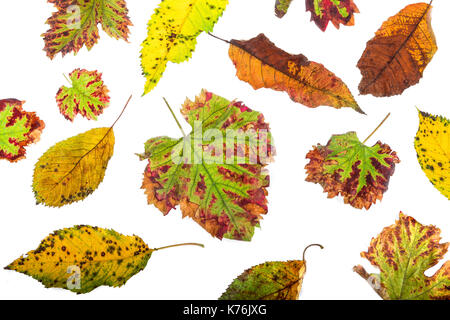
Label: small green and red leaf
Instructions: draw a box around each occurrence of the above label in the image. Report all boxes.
[275,0,294,18]
[56,69,110,121]
[305,131,399,209]
[0,99,45,162]
[306,0,359,31]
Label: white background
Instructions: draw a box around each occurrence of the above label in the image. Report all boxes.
[0,0,448,300]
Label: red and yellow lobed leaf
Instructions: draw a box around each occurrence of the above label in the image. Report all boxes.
[0,99,45,162]
[356,213,450,300]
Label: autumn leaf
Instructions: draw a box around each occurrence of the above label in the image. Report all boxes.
[306,0,359,31]
[305,116,400,209]
[275,0,294,18]
[358,2,437,97]
[43,0,132,59]
[56,69,110,121]
[219,244,323,300]
[414,110,450,200]
[354,213,450,300]
[228,34,363,113]
[33,96,131,207]
[5,225,203,294]
[0,99,45,163]
[139,90,275,241]
[141,0,228,95]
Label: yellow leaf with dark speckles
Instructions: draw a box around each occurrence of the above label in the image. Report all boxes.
[415,110,450,200]
[5,226,152,294]
[33,127,115,207]
[141,0,228,95]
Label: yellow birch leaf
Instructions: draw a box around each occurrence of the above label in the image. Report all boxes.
[5,226,151,294]
[33,127,115,207]
[414,110,450,200]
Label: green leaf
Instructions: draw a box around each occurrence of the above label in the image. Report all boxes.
[325,132,392,194]
[220,244,323,300]
[305,131,400,209]
[139,90,275,241]
[220,261,305,300]
[0,99,45,162]
[56,69,110,121]
[141,0,228,95]
[43,0,132,59]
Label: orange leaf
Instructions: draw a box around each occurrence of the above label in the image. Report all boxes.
[229,34,363,114]
[358,2,437,97]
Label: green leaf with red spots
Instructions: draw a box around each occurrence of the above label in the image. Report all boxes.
[56,69,110,121]
[5,225,203,294]
[306,0,359,31]
[138,90,275,241]
[305,131,400,209]
[354,213,450,300]
[43,0,132,59]
[0,99,45,163]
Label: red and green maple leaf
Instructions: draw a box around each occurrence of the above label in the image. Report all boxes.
[56,69,110,121]
[138,90,275,241]
[0,99,45,162]
[43,0,132,59]
[306,0,359,31]
[354,213,450,300]
[305,132,400,209]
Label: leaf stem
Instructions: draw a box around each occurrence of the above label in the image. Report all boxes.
[363,113,391,144]
[111,95,133,129]
[63,73,72,85]
[302,244,324,272]
[163,97,186,137]
[353,265,390,300]
[153,243,205,251]
[207,32,231,44]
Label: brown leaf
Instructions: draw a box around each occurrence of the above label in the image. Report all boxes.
[229,34,363,113]
[358,2,437,97]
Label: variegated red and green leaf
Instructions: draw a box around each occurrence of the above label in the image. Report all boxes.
[306,0,359,31]
[138,90,275,241]
[43,0,132,59]
[275,0,294,18]
[0,99,45,163]
[305,132,400,209]
[355,213,450,300]
[56,69,110,121]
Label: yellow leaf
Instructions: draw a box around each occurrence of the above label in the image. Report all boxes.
[140,0,228,95]
[33,127,115,207]
[5,226,152,294]
[415,110,450,200]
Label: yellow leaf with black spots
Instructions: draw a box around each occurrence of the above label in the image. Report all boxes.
[5,226,204,294]
[141,0,228,95]
[33,127,115,207]
[415,110,450,200]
